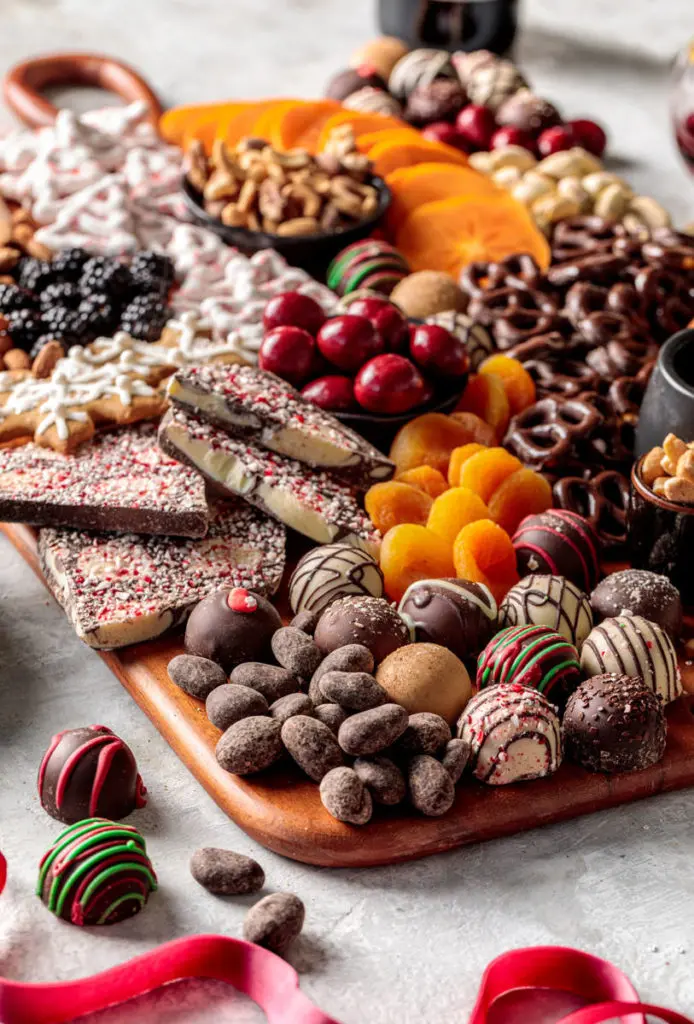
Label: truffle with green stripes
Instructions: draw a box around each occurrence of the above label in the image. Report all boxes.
[476,624,581,710]
[37,817,157,926]
[327,239,409,297]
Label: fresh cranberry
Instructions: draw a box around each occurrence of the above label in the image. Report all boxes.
[354,354,428,415]
[537,124,577,157]
[409,323,470,379]
[262,291,326,336]
[316,314,385,373]
[301,375,356,412]
[345,296,409,352]
[421,122,465,149]
[455,104,497,150]
[567,119,607,158]
[258,326,315,385]
[490,126,536,152]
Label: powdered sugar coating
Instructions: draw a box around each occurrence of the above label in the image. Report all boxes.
[39,500,286,649]
[0,423,208,535]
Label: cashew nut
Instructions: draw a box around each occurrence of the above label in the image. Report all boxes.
[593,182,632,219]
[492,165,523,189]
[487,145,537,173]
[627,195,672,231]
[532,194,582,224]
[536,147,601,179]
[512,171,556,206]
[556,175,591,212]
[581,171,625,197]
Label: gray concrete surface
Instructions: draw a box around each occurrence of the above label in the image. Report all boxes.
[1,2,694,1021]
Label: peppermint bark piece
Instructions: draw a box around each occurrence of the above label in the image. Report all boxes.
[159,406,380,557]
[166,363,394,489]
[0,423,209,537]
[39,500,286,649]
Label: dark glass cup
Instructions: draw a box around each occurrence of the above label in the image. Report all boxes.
[629,458,694,604]
[634,328,694,458]
[377,0,518,54]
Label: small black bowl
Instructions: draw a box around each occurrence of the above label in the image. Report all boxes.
[336,382,465,452]
[181,175,392,280]
[634,327,694,456]
[629,457,694,604]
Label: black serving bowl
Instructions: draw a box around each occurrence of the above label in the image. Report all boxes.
[629,457,694,605]
[181,175,392,280]
[634,327,694,457]
[336,381,465,452]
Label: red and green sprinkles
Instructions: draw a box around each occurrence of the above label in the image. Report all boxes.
[476,624,581,706]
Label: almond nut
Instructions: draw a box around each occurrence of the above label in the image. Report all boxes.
[31,340,64,379]
[3,348,31,371]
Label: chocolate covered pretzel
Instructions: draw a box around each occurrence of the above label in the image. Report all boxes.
[504,396,603,472]
[553,470,630,551]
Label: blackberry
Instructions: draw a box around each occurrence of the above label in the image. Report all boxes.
[40,282,80,310]
[129,250,175,290]
[120,294,169,341]
[18,258,56,294]
[80,257,133,301]
[41,306,90,346]
[128,268,170,298]
[29,336,65,360]
[7,309,45,351]
[0,283,34,313]
[78,293,118,336]
[50,247,89,282]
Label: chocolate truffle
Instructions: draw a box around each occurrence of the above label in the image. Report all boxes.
[390,270,467,319]
[375,643,471,724]
[325,65,387,102]
[38,726,147,825]
[314,595,411,664]
[458,683,562,785]
[496,88,561,134]
[349,36,410,81]
[343,87,403,117]
[512,509,601,594]
[289,542,384,617]
[499,574,593,650]
[590,570,683,641]
[185,587,282,673]
[38,818,157,926]
[405,79,466,126]
[397,578,497,663]
[389,48,456,102]
[563,674,667,773]
[425,311,494,370]
[580,615,682,704]
[477,624,581,709]
[465,58,527,111]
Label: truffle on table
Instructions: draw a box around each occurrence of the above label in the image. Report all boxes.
[499,574,593,651]
[325,65,387,102]
[185,588,282,673]
[477,623,581,710]
[313,595,411,664]
[580,615,682,704]
[288,542,384,616]
[512,509,601,594]
[590,569,683,641]
[397,578,497,664]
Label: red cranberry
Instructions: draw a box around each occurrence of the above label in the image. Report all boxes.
[262,291,326,336]
[316,314,385,373]
[259,326,315,385]
[354,354,428,415]
[409,323,470,378]
[455,104,496,150]
[421,122,465,149]
[345,296,409,352]
[490,126,535,152]
[537,124,577,157]
[301,375,355,412]
[567,119,607,158]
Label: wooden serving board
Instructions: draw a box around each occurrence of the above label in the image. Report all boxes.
[5,520,694,868]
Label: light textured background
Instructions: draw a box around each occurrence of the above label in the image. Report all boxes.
[2,2,694,1022]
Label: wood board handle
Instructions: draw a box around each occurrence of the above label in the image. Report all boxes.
[3,53,163,129]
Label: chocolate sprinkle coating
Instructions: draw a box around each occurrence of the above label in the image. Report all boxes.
[563,673,667,773]
[314,596,411,664]
[590,570,683,641]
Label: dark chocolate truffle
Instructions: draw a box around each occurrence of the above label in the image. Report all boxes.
[397,578,497,663]
[38,818,157,925]
[496,88,561,134]
[185,587,282,673]
[563,674,667,773]
[313,595,411,664]
[405,79,466,125]
[38,726,146,825]
[477,624,581,710]
[325,65,386,102]
[512,510,601,594]
[590,569,683,641]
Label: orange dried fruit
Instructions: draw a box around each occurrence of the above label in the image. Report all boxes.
[369,140,470,179]
[447,442,488,487]
[453,519,519,604]
[395,194,551,277]
[426,487,490,547]
[487,468,552,535]
[223,100,288,146]
[365,481,433,534]
[480,354,536,415]
[380,524,455,602]
[316,111,406,151]
[456,374,511,439]
[269,100,342,151]
[385,162,499,233]
[396,465,449,498]
[160,102,242,145]
[356,128,422,153]
[448,412,497,446]
[389,412,495,477]
[457,447,522,504]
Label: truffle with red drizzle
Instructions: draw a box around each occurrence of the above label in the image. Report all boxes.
[511,509,601,593]
[477,623,581,709]
[38,726,146,825]
[37,817,157,926]
[185,587,282,672]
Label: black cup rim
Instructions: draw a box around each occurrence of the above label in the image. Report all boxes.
[631,456,694,515]
[658,327,694,399]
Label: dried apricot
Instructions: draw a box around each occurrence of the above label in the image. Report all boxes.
[457,447,522,504]
[365,481,433,534]
[487,468,552,535]
[426,487,490,546]
[447,442,488,487]
[480,354,536,415]
[448,412,497,446]
[397,465,449,498]
[453,519,519,604]
[455,374,511,439]
[389,412,494,477]
[380,524,455,602]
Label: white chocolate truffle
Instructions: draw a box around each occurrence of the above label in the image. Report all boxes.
[580,615,682,703]
[499,574,593,650]
[288,543,384,616]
